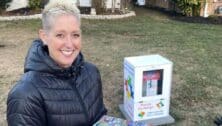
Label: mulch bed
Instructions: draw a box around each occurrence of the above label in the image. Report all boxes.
[171,15,222,25]
[150,6,222,25]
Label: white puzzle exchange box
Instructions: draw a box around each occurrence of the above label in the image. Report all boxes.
[123,54,173,121]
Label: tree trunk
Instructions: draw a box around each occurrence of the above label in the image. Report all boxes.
[112,0,116,13]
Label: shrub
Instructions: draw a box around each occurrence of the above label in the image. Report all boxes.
[29,0,41,10]
[92,0,105,14]
[172,0,201,16]
[0,0,11,10]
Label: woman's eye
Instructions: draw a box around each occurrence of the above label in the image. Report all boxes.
[72,34,80,38]
[56,34,64,38]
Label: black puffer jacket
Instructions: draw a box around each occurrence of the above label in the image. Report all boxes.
[7,39,107,126]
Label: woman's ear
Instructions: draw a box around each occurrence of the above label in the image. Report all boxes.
[39,29,48,45]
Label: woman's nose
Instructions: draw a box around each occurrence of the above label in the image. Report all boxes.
[64,36,73,47]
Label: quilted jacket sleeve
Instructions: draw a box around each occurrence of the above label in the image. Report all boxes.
[7,80,46,126]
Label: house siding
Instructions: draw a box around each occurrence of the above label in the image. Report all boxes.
[200,0,222,16]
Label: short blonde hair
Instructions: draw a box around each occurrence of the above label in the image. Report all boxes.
[42,0,81,31]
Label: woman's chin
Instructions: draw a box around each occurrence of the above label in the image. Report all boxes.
[59,63,72,68]
[54,52,79,68]
[57,58,74,68]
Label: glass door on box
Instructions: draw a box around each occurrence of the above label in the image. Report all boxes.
[142,69,163,97]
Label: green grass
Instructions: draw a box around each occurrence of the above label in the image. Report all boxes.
[0,8,222,126]
[81,13,222,126]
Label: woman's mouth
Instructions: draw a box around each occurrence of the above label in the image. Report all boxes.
[61,50,74,57]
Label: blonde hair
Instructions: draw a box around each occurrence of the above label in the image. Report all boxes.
[42,0,81,31]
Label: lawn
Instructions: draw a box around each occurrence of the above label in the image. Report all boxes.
[0,7,222,126]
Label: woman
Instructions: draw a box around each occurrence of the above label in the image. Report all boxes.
[7,0,107,126]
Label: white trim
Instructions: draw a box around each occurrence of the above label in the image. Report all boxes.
[0,11,136,21]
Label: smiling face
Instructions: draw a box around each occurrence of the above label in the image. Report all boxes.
[39,14,81,68]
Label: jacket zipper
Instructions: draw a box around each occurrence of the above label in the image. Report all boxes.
[69,79,90,124]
